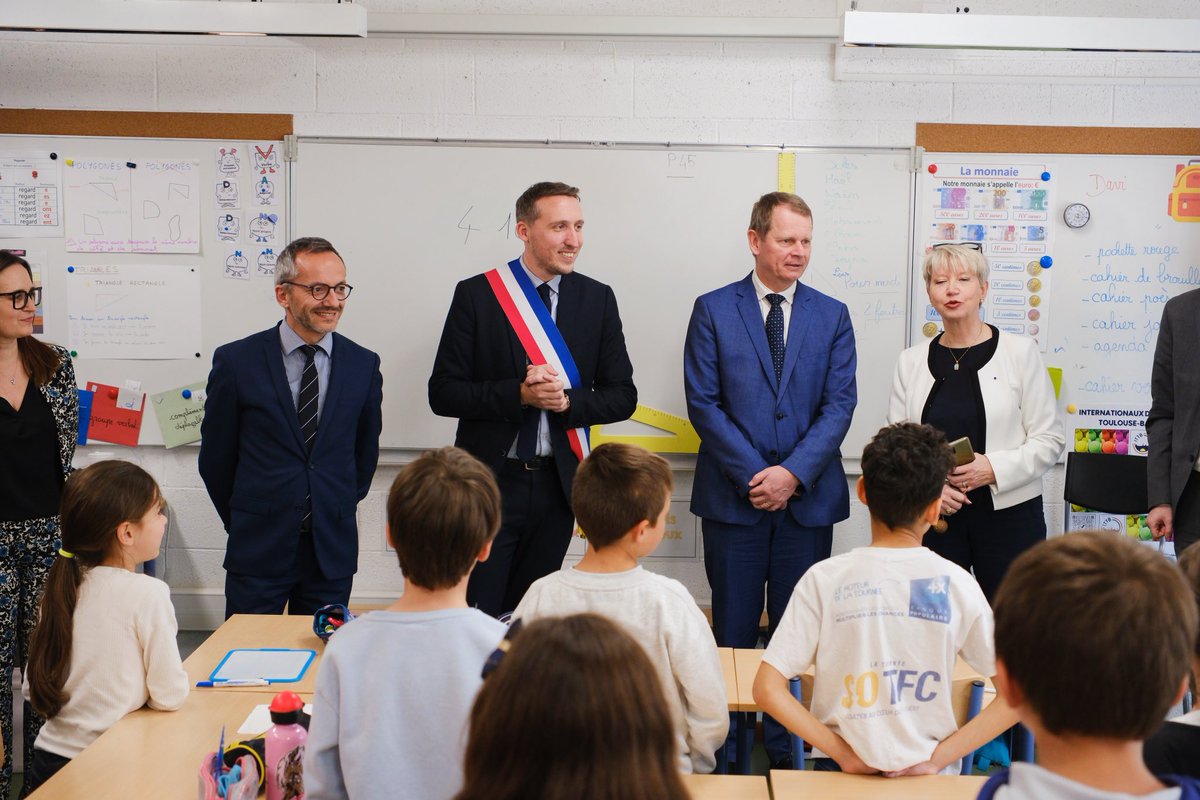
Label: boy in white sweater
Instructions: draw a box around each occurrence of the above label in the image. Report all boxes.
[514,443,728,773]
[753,422,1019,775]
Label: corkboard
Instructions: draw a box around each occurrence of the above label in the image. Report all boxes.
[917,123,1200,156]
[0,109,291,141]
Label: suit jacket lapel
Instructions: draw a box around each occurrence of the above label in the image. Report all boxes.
[264,325,306,454]
[316,333,346,450]
[735,275,778,396]
[555,273,579,360]
[779,284,814,393]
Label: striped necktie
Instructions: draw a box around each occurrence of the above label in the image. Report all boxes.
[298,344,320,451]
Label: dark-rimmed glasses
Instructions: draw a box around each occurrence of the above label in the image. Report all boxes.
[280,281,353,301]
[0,287,41,309]
[932,241,984,251]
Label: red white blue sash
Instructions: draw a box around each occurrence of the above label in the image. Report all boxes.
[484,258,590,462]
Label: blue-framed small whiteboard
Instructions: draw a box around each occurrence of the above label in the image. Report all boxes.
[209,648,316,683]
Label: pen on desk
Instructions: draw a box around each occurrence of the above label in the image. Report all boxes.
[196,678,271,687]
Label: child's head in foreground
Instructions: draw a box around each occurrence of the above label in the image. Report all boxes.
[454,613,688,800]
[993,531,1197,740]
[386,446,501,591]
[572,442,673,549]
[860,422,954,529]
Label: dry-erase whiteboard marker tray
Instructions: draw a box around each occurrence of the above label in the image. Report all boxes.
[209,648,316,683]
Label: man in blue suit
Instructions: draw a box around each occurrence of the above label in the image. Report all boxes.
[200,237,383,618]
[685,192,856,767]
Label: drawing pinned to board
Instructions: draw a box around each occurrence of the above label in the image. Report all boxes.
[66,263,201,359]
[1167,160,1200,221]
[253,143,279,175]
[216,146,241,176]
[64,159,132,252]
[216,179,239,208]
[225,250,249,280]
[130,159,199,253]
[257,248,277,276]
[255,175,276,205]
[248,212,277,243]
[217,212,241,241]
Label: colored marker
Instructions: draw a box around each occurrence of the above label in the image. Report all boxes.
[196,678,271,687]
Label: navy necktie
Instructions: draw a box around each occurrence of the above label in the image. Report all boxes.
[297,344,319,531]
[516,284,553,461]
[766,294,786,385]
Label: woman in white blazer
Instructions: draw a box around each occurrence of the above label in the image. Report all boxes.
[889,244,1063,602]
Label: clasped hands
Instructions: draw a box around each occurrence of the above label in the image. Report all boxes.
[520,363,569,414]
[748,466,799,512]
[939,453,995,517]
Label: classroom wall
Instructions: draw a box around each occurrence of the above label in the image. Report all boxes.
[4,0,1200,629]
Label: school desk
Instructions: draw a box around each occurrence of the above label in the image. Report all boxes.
[29,689,283,798]
[185,613,324,694]
[770,770,988,799]
[681,772,770,799]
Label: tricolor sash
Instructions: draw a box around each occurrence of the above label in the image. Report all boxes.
[485,258,591,462]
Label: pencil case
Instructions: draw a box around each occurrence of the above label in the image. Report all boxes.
[199,750,260,800]
[313,603,355,641]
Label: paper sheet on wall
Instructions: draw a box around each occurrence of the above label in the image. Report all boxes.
[0,152,62,238]
[131,159,200,253]
[151,381,206,448]
[84,380,145,447]
[66,263,202,359]
[64,159,133,252]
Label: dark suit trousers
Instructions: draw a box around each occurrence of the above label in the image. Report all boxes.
[703,511,833,764]
[225,530,352,618]
[1173,471,1200,556]
[468,459,575,617]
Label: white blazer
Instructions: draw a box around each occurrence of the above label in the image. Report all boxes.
[889,331,1064,510]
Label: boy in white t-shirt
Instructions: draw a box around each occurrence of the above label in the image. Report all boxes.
[752,422,1019,774]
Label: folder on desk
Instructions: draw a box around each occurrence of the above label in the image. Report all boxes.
[209,648,315,684]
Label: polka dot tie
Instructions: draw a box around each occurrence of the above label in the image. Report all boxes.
[766,293,786,385]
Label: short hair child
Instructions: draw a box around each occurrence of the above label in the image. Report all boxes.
[305,447,508,800]
[1145,540,1200,778]
[754,422,1017,775]
[513,444,729,773]
[23,460,189,795]
[454,614,689,800]
[983,531,1200,797]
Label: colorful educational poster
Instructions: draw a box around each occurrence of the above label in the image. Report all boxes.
[63,158,133,252]
[0,152,62,238]
[84,380,145,447]
[914,161,1055,350]
[151,382,206,448]
[130,159,200,253]
[65,263,202,359]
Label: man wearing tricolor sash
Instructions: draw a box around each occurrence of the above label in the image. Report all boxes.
[429,182,637,618]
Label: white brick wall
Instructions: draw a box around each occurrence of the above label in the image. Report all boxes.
[3,2,1193,627]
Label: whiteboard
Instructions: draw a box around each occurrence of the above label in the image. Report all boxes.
[912,151,1200,450]
[292,139,914,457]
[0,134,289,446]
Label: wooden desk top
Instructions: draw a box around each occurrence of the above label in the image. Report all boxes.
[717,647,741,711]
[770,770,988,799]
[682,772,770,799]
[185,614,325,694]
[31,691,284,799]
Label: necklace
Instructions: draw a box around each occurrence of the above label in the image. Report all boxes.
[948,345,971,371]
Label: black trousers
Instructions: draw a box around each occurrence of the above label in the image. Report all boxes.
[20,747,70,798]
[923,493,1046,604]
[1172,471,1200,557]
[467,460,574,617]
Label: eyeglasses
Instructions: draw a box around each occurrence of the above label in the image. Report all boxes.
[0,287,41,309]
[281,281,353,301]
[932,241,984,251]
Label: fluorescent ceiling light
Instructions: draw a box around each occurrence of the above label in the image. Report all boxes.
[0,0,368,37]
[843,10,1200,53]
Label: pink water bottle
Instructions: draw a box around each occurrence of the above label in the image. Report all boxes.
[265,690,307,800]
